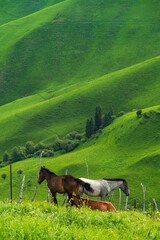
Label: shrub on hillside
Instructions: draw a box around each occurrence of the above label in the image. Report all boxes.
[81,137,87,143]
[34,150,43,156]
[58,139,68,151]
[111,115,116,121]
[3,151,10,162]
[27,180,32,187]
[46,144,54,151]
[11,147,24,162]
[17,169,23,175]
[117,111,125,117]
[143,112,150,118]
[136,110,142,118]
[42,150,54,157]
[35,142,46,151]
[98,129,103,134]
[52,139,61,151]
[25,141,35,155]
[19,147,26,160]
[1,173,7,180]
[69,131,79,139]
[75,133,82,140]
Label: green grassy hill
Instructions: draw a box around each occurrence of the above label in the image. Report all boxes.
[0,0,64,25]
[0,0,160,105]
[0,56,160,159]
[0,106,160,208]
[0,0,160,207]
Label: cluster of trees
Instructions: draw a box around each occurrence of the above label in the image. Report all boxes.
[2,131,84,164]
[85,104,117,138]
[2,104,127,165]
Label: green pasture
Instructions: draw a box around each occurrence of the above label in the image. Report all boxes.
[0,106,160,208]
[0,0,160,214]
[0,201,159,240]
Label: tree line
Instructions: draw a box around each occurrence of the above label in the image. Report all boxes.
[85,104,116,138]
[1,104,126,166]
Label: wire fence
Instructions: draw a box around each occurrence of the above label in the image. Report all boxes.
[0,164,159,212]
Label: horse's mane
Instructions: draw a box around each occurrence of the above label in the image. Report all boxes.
[42,167,56,175]
[103,178,125,182]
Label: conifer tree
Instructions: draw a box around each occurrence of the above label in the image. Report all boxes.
[109,103,114,116]
[95,106,102,131]
[85,119,91,138]
[90,117,94,135]
[103,112,113,128]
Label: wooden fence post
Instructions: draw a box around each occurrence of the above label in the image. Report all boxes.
[134,199,136,211]
[141,183,146,212]
[10,164,13,202]
[19,175,25,203]
[118,189,121,211]
[31,151,43,202]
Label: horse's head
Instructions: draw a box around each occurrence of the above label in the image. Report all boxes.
[120,180,130,196]
[38,166,46,184]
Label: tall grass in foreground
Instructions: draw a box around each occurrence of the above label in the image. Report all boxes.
[0,201,159,240]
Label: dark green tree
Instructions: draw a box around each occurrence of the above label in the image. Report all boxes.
[136,109,142,118]
[11,147,22,162]
[25,141,35,155]
[109,103,114,116]
[90,117,94,135]
[103,112,113,128]
[95,106,102,131]
[1,173,7,180]
[85,119,91,138]
[3,151,10,162]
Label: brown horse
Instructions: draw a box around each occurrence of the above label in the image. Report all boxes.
[69,194,117,212]
[38,166,93,205]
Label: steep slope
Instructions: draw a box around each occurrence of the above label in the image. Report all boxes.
[0,0,64,25]
[0,106,160,207]
[0,56,160,159]
[0,0,160,105]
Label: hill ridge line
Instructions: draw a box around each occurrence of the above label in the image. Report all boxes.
[0,0,68,29]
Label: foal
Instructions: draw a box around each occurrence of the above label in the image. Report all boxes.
[38,166,93,205]
[69,194,116,212]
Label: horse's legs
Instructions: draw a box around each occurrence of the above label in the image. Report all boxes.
[52,192,58,206]
[101,195,106,202]
[68,193,74,206]
[75,187,81,206]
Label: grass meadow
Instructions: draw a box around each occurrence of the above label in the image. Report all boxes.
[0,201,159,240]
[0,107,160,209]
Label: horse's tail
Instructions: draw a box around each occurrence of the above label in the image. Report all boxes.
[75,178,94,193]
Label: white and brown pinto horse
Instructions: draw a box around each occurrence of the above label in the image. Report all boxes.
[79,178,130,201]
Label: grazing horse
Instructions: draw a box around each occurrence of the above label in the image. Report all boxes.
[38,166,93,205]
[79,178,130,201]
[68,194,117,212]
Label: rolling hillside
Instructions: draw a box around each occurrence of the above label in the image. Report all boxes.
[0,106,160,207]
[0,0,160,206]
[0,0,160,105]
[0,0,64,25]
[0,56,160,159]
